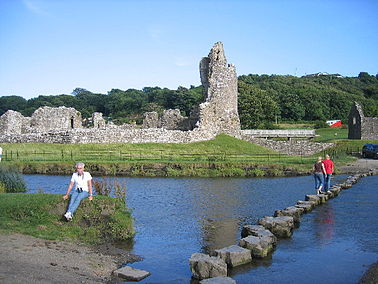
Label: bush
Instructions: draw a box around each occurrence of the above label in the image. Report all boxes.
[313,120,329,129]
[0,165,27,193]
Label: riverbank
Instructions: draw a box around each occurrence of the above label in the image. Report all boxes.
[0,193,134,244]
[0,193,137,283]
[0,232,140,284]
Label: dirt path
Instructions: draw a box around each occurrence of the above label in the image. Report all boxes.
[338,158,378,174]
[0,232,139,284]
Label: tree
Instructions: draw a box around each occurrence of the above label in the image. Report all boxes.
[238,81,279,129]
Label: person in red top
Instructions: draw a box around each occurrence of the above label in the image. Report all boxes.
[322,154,334,193]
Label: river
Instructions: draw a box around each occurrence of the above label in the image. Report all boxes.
[24,174,378,284]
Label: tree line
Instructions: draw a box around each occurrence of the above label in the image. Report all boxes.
[1,72,377,129]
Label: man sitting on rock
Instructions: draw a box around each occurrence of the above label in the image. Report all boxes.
[63,162,93,221]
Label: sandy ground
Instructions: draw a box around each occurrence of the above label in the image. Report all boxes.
[0,232,140,284]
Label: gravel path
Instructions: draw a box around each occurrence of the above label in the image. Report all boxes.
[0,232,139,284]
[338,158,378,174]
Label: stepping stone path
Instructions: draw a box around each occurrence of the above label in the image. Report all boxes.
[188,170,378,281]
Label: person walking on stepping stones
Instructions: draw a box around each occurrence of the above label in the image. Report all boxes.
[63,162,93,221]
[314,156,326,194]
[322,154,334,193]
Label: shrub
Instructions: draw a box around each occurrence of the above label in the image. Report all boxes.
[0,165,27,193]
[313,120,329,129]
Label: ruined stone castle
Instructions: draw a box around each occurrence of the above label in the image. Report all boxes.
[0,42,241,144]
[348,102,378,140]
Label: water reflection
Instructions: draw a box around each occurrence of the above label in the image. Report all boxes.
[314,205,335,245]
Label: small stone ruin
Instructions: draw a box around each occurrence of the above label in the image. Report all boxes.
[348,101,378,139]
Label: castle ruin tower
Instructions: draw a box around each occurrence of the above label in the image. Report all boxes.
[196,42,241,137]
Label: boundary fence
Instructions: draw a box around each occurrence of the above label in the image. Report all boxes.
[1,146,361,164]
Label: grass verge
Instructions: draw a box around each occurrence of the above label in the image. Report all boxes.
[0,193,134,244]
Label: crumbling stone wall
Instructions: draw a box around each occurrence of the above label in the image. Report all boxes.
[142,112,160,128]
[160,109,189,130]
[0,110,25,135]
[194,42,241,137]
[348,102,378,139]
[92,112,106,129]
[30,106,82,132]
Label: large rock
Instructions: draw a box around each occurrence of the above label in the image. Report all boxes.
[274,206,304,225]
[239,235,274,258]
[189,253,227,280]
[258,216,294,238]
[112,266,150,281]
[214,245,252,267]
[241,225,277,245]
[200,276,237,284]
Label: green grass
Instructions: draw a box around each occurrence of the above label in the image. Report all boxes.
[0,193,134,244]
[1,132,377,177]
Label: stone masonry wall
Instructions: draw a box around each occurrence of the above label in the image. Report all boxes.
[0,128,216,144]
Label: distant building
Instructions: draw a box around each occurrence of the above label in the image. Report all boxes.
[326,120,342,127]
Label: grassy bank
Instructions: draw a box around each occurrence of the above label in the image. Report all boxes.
[0,134,317,177]
[1,132,377,177]
[0,193,134,244]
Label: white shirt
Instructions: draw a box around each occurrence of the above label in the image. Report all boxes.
[70,172,92,192]
[0,147,2,155]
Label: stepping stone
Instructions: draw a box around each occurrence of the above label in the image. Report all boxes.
[214,245,252,267]
[317,193,329,203]
[274,206,304,225]
[295,200,316,212]
[258,216,294,238]
[340,182,353,189]
[241,225,277,245]
[239,235,274,258]
[189,253,227,280]
[112,266,150,281]
[305,195,321,205]
[200,276,237,284]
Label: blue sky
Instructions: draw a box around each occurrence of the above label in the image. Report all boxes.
[0,0,377,99]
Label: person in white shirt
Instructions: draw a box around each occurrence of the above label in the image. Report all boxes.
[0,146,2,162]
[63,162,93,221]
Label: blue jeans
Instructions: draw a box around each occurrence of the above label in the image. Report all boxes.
[324,174,332,191]
[314,173,324,190]
[67,189,89,215]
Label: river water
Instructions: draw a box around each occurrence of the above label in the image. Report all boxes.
[24,174,378,284]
